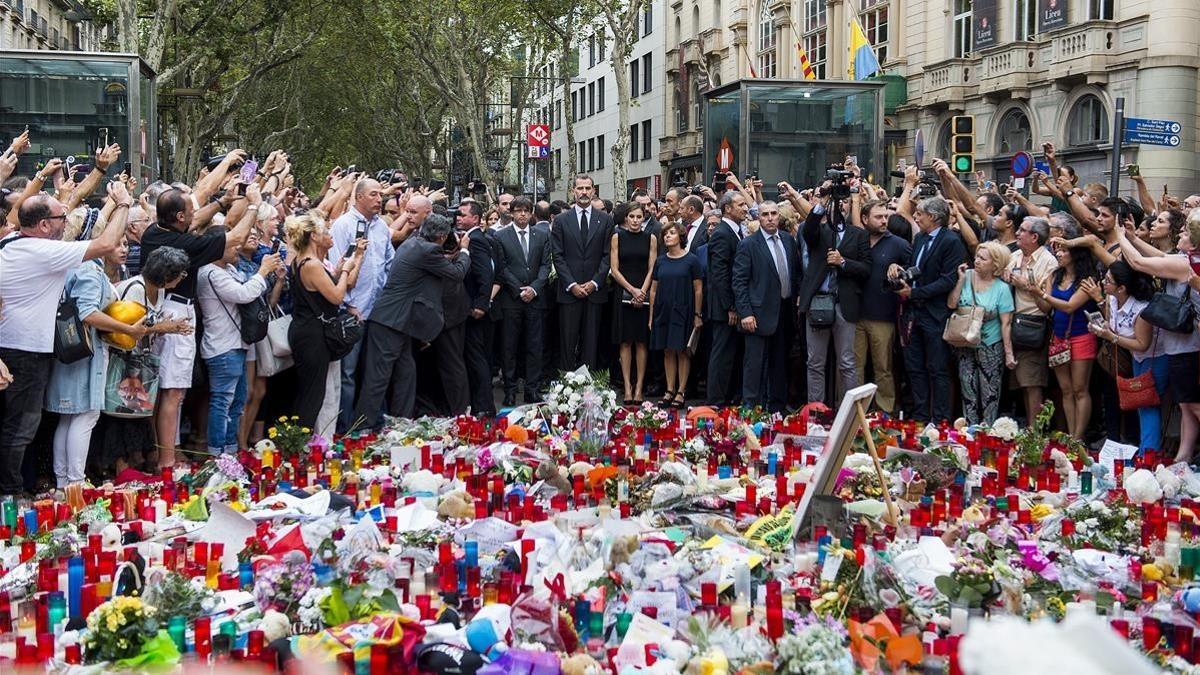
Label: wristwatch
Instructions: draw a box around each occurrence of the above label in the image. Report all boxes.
[1064,189,1076,199]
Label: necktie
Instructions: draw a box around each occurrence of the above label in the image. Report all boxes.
[579,209,589,241]
[915,235,933,268]
[519,229,529,263]
[771,235,790,299]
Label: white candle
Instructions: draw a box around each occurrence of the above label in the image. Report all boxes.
[950,607,968,634]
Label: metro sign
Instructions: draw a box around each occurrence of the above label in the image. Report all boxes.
[527,124,550,147]
[717,138,734,172]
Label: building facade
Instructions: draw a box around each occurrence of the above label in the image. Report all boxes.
[0,0,108,52]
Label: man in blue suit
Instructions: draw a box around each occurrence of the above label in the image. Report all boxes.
[732,203,801,411]
[887,196,967,422]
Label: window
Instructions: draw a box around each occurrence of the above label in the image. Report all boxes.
[757,2,778,78]
[630,124,640,162]
[1014,0,1036,41]
[553,149,561,180]
[597,135,605,169]
[805,0,826,31]
[599,34,606,61]
[631,59,640,98]
[554,100,562,130]
[936,119,953,160]
[675,16,682,44]
[953,0,972,58]
[1067,95,1110,146]
[571,91,578,122]
[860,0,889,64]
[642,120,652,161]
[1090,0,1114,20]
[579,141,586,172]
[803,0,827,78]
[587,138,595,171]
[642,54,652,93]
[675,84,689,132]
[643,4,653,37]
[589,35,596,68]
[588,82,595,116]
[714,0,722,23]
[598,76,605,111]
[996,108,1033,155]
[692,6,700,37]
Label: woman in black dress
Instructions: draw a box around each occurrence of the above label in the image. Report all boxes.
[649,222,704,408]
[610,202,657,404]
[285,213,364,429]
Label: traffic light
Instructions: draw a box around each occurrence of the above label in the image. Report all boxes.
[951,115,975,174]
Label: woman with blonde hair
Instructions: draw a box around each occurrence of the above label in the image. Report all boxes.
[286,212,365,431]
[947,240,1017,425]
[237,203,288,449]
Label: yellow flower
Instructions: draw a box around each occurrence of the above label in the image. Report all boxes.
[230,501,247,512]
[106,614,119,631]
[1144,563,1164,581]
[278,416,287,422]
[291,416,299,421]
[302,427,310,434]
[1030,504,1053,522]
[269,428,277,439]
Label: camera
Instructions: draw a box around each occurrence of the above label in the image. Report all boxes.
[818,168,855,200]
[888,169,942,197]
[468,180,487,194]
[690,184,707,196]
[887,266,920,291]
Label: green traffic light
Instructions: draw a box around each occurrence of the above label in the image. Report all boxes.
[953,155,973,173]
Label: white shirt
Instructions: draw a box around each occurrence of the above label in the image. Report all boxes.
[0,234,91,353]
[328,206,394,319]
[1107,295,1162,361]
[195,263,267,359]
[685,215,705,251]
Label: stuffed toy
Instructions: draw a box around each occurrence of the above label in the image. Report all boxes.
[561,653,603,675]
[438,491,476,520]
[535,460,572,494]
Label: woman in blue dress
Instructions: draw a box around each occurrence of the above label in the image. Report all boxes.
[648,222,703,408]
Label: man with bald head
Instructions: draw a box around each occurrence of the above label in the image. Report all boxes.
[330,177,392,432]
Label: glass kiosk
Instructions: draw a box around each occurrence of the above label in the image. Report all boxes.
[703,80,885,200]
[0,50,157,191]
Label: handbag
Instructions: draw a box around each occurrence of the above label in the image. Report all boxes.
[1141,288,1195,334]
[1048,312,1073,368]
[207,270,270,345]
[266,305,293,357]
[943,271,985,348]
[103,348,160,418]
[255,337,294,377]
[1114,328,1161,411]
[295,259,363,361]
[1011,313,1048,349]
[54,290,94,364]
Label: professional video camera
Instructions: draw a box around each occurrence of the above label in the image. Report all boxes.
[818,167,856,200]
[889,169,942,198]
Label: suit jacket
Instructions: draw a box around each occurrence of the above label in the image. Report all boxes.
[495,225,551,309]
[464,228,495,314]
[705,218,743,320]
[371,237,470,342]
[551,207,612,304]
[732,229,801,336]
[797,209,872,322]
[907,227,968,324]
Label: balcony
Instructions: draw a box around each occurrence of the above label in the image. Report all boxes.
[979,42,1041,100]
[699,27,724,56]
[1049,20,1120,84]
[922,58,978,106]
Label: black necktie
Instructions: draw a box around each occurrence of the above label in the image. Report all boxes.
[580,209,589,241]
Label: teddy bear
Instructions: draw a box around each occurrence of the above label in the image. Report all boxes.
[535,460,573,494]
[438,491,476,520]
[560,653,603,675]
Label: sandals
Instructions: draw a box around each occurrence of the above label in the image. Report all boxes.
[660,390,676,406]
[671,392,687,409]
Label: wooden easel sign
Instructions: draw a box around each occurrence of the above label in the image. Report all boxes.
[790,383,898,540]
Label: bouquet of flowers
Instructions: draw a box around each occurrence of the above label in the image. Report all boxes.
[83,597,163,664]
[253,551,315,620]
[141,569,215,622]
[543,367,618,424]
[266,415,313,462]
[935,553,999,608]
[1062,494,1142,552]
[777,614,855,675]
[629,402,670,431]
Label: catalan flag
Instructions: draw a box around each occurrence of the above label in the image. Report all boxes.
[796,42,816,80]
[848,15,882,80]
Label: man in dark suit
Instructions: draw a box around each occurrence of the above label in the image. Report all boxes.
[354,214,470,428]
[551,174,612,371]
[705,191,750,405]
[888,196,966,422]
[788,186,872,405]
[430,243,471,415]
[495,197,552,405]
[732,203,801,410]
[457,201,497,415]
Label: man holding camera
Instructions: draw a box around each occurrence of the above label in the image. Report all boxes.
[855,199,910,414]
[330,178,392,432]
[888,196,966,423]
[785,179,871,405]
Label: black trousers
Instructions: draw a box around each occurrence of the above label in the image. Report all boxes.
[353,321,416,428]
[288,319,332,429]
[502,303,545,399]
[742,308,792,412]
[904,311,952,422]
[558,300,602,371]
[706,319,742,405]
[464,316,495,415]
[0,349,53,495]
[433,321,470,415]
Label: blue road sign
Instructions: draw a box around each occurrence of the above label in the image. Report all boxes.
[1125,117,1182,135]
[1123,129,1181,147]
[1011,151,1033,178]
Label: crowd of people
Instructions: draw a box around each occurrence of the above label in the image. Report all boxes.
[3,128,1200,498]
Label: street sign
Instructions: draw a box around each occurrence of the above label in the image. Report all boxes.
[914,129,925,169]
[1125,117,1182,135]
[716,138,733,172]
[1010,151,1033,178]
[1123,129,1181,147]
[527,145,550,159]
[526,124,550,147]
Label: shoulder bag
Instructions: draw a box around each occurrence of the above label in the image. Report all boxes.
[295,259,363,361]
[1116,328,1160,411]
[1012,313,1048,349]
[208,270,270,345]
[1048,311,1073,368]
[266,304,293,357]
[808,271,836,328]
[943,271,985,348]
[1141,286,1195,334]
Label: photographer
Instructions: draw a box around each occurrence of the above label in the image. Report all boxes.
[855,199,911,414]
[887,195,966,423]
[783,176,871,406]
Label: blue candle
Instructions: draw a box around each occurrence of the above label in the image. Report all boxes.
[767,451,778,476]
[464,541,478,568]
[68,556,84,620]
[816,535,833,565]
[239,561,254,589]
[23,509,37,535]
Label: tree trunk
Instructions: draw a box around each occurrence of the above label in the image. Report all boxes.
[116,0,138,53]
[603,0,644,201]
[560,28,577,194]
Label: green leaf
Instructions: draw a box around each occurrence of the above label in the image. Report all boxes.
[934,576,960,597]
[375,589,400,613]
[322,586,351,626]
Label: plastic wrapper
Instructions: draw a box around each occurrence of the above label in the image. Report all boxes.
[291,612,425,667]
[510,590,572,652]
